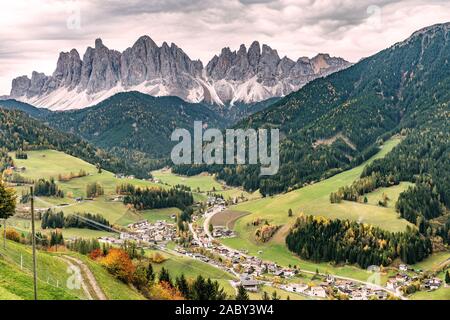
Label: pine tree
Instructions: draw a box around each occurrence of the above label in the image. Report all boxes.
[271,291,280,300]
[176,274,190,299]
[445,270,450,284]
[236,285,249,300]
[159,267,172,286]
[288,208,293,217]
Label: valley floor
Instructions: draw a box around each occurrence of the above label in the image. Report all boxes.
[2,139,449,300]
[221,138,412,275]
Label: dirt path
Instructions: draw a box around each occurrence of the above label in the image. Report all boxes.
[60,255,107,300]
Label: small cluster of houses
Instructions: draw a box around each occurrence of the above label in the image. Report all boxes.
[387,270,443,293]
[212,226,235,238]
[279,283,327,298]
[206,196,226,207]
[98,220,177,245]
[278,276,390,300]
[332,278,388,300]
[188,237,304,284]
[113,173,136,180]
[121,220,177,243]
[97,219,178,246]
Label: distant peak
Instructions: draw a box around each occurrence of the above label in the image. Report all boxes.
[220,47,232,54]
[410,22,450,37]
[58,49,80,60]
[95,38,103,48]
[396,22,450,48]
[137,35,151,42]
[313,53,331,59]
[249,41,261,50]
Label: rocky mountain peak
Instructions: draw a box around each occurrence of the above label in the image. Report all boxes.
[9,36,350,110]
[94,38,104,49]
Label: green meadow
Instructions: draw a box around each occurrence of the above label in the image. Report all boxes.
[219,138,422,282]
[0,233,145,300]
[0,259,78,300]
[9,149,256,238]
[8,150,188,237]
[152,169,261,201]
[0,236,86,299]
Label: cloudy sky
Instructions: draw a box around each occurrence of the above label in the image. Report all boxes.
[1,0,450,95]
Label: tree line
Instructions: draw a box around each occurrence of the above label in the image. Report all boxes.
[122,185,194,211]
[86,182,104,198]
[34,178,64,197]
[0,108,140,179]
[41,210,111,231]
[330,171,399,203]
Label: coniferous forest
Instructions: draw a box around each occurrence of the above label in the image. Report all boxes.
[122,185,194,211]
[286,215,433,268]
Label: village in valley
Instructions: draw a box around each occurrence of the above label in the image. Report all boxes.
[3,152,449,301]
[95,194,446,300]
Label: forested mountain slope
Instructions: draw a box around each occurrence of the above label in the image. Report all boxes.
[38,92,232,173]
[0,99,50,118]
[174,23,450,199]
[0,108,136,176]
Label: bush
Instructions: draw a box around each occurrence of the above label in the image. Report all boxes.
[150,252,167,264]
[88,248,104,260]
[101,248,135,283]
[5,228,21,242]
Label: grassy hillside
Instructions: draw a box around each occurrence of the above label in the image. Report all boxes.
[0,234,145,300]
[0,107,136,177]
[41,92,230,174]
[0,237,86,299]
[365,182,414,208]
[10,149,258,236]
[63,253,145,300]
[248,286,314,300]
[10,149,170,229]
[152,169,261,200]
[219,138,415,281]
[0,258,78,300]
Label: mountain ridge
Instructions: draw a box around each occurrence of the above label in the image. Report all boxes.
[8,36,350,110]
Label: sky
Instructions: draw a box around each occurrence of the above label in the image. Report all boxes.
[1,0,450,95]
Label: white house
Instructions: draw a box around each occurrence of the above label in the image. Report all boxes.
[281,283,308,293]
[399,264,408,272]
[310,286,327,298]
